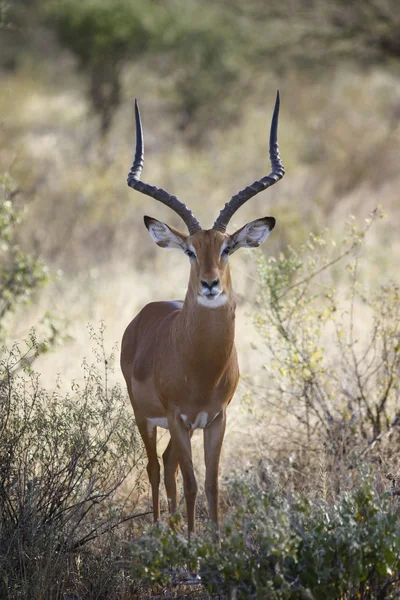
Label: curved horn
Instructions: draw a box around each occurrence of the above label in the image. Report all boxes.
[127,100,202,236]
[212,91,285,233]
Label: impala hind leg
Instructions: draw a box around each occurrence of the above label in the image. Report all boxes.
[162,439,179,515]
[204,410,226,530]
[163,431,194,518]
[137,419,160,523]
[168,415,197,536]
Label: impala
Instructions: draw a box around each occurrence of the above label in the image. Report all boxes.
[120,92,285,536]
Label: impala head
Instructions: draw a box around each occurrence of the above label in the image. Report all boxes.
[143,216,276,307]
[127,92,285,307]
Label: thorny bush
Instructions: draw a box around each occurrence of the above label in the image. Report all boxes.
[0,325,145,599]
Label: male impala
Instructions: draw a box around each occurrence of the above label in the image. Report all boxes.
[120,93,285,536]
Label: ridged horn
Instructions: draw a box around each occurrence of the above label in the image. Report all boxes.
[127,100,202,236]
[212,91,285,233]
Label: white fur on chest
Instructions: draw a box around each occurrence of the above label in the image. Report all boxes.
[197,293,227,308]
[147,411,219,434]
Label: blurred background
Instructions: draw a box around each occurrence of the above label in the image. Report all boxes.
[1,0,399,457]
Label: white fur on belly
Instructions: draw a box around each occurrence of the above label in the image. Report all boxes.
[181,411,208,430]
[147,412,219,435]
[147,417,169,436]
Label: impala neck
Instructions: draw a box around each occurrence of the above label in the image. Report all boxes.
[177,267,236,372]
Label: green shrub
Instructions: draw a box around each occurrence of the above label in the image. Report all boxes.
[130,475,400,599]
[0,174,71,356]
[0,175,49,342]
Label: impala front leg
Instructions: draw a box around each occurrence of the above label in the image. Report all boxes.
[204,410,226,529]
[136,418,160,523]
[168,413,197,537]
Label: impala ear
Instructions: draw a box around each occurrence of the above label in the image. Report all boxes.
[144,216,188,250]
[229,217,276,252]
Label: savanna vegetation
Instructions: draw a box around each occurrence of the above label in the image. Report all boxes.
[0,0,399,598]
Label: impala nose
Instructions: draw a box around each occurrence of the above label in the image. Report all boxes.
[201,278,220,291]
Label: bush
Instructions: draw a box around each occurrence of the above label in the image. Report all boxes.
[0,324,145,599]
[129,474,400,599]
[253,208,400,462]
[0,175,49,343]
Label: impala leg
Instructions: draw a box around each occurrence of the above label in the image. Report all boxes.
[162,439,179,515]
[204,410,226,529]
[136,419,160,523]
[163,432,194,518]
[168,415,197,537]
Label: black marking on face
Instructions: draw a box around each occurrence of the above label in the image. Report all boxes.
[185,249,197,260]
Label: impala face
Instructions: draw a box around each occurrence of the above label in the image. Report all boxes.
[144,216,276,307]
[187,230,230,307]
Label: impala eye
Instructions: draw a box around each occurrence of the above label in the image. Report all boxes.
[186,249,196,260]
[222,247,231,257]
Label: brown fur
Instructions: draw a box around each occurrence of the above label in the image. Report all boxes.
[120,229,240,535]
